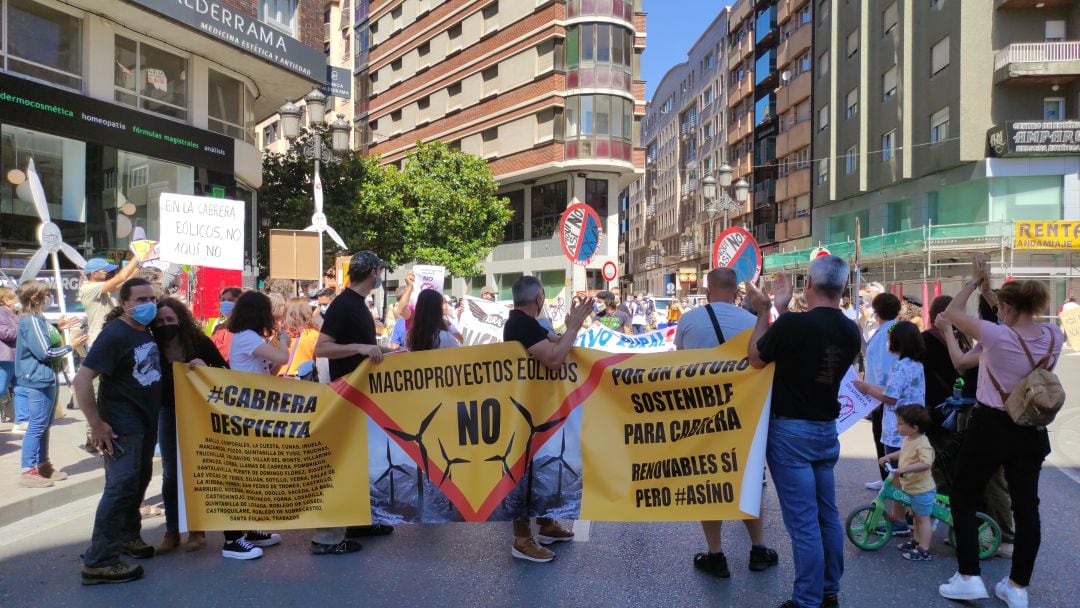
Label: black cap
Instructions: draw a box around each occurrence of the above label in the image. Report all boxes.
[597,290,615,301]
[349,251,389,277]
[902,295,923,307]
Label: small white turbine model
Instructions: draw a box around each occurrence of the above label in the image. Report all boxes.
[19,159,88,288]
[304,169,346,285]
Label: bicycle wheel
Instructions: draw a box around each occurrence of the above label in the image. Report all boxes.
[846,504,892,551]
[947,511,1002,560]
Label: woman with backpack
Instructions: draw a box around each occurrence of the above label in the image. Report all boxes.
[937,254,1063,607]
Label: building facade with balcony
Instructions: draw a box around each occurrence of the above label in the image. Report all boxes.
[773,0,813,249]
[767,0,1080,308]
[1,0,328,288]
[626,9,728,297]
[353,0,645,299]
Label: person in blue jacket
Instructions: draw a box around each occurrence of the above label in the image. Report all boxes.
[14,280,80,488]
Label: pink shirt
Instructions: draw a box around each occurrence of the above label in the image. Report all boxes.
[976,321,1063,409]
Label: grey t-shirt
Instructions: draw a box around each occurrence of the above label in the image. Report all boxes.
[78,280,115,347]
[674,302,756,350]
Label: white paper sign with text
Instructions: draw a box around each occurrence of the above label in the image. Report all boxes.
[837,366,881,435]
[158,194,245,270]
[411,264,446,304]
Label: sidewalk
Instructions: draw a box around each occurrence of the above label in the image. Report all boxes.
[0,385,160,528]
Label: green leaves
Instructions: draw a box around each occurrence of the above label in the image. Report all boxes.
[257,135,511,279]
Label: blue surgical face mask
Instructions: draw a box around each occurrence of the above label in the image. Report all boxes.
[308,289,319,298]
[128,302,158,326]
[219,300,235,317]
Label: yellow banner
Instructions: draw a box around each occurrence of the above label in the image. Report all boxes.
[1014,220,1080,249]
[174,364,370,531]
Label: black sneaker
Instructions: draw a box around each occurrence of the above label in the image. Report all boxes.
[311,539,363,555]
[81,562,144,585]
[345,524,394,538]
[749,545,779,571]
[821,593,839,607]
[692,551,731,579]
[900,547,933,561]
[244,531,281,547]
[222,537,263,560]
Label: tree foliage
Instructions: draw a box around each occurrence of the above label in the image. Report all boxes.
[258,134,510,278]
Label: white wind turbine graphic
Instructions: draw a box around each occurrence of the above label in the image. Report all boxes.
[304,169,346,285]
[19,159,88,291]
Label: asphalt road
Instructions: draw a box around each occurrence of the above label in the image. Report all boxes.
[1,358,1078,608]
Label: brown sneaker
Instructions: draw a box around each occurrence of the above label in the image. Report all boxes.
[81,561,144,585]
[38,462,68,481]
[537,521,575,545]
[156,531,181,555]
[19,469,54,488]
[184,532,206,552]
[121,537,155,559]
[512,537,555,563]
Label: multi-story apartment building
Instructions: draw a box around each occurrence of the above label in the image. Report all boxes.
[766,0,1080,306]
[627,10,728,297]
[352,0,646,299]
[1,0,328,287]
[773,0,814,249]
[726,1,757,236]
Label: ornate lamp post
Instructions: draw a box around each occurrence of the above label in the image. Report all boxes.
[702,163,749,239]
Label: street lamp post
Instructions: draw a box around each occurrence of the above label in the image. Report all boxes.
[277,89,351,288]
[702,164,749,240]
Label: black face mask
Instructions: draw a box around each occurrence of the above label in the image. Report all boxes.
[155,324,180,343]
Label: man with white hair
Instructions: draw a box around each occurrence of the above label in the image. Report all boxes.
[746,256,861,608]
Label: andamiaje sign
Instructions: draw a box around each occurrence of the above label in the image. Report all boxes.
[1015,221,1080,250]
[129,0,325,82]
[988,121,1080,157]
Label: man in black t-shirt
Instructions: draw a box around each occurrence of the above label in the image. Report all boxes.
[595,291,631,333]
[503,276,593,563]
[312,251,396,554]
[746,257,860,608]
[75,278,162,585]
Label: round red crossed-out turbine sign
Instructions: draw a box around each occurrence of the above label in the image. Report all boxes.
[712,227,762,285]
[602,260,617,282]
[559,201,603,266]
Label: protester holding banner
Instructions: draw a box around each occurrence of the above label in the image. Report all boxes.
[503,276,593,563]
[675,268,779,578]
[311,250,396,554]
[747,257,861,608]
[862,293,901,492]
[79,256,140,348]
[13,280,76,488]
[151,298,227,555]
[938,255,1063,606]
[278,299,319,378]
[406,290,460,351]
[75,278,162,585]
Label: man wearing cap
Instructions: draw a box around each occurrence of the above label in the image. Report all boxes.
[311,251,396,555]
[78,256,139,348]
[480,285,498,301]
[595,291,631,333]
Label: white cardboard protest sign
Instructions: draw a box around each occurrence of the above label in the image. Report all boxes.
[411,264,446,304]
[458,296,508,346]
[837,366,880,435]
[158,193,245,270]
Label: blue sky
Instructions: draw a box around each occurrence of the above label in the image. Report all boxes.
[642,0,733,101]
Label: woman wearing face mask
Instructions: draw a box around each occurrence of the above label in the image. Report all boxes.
[13,280,79,487]
[151,298,227,554]
[207,287,242,363]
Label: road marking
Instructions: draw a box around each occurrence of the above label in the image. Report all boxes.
[572,519,591,542]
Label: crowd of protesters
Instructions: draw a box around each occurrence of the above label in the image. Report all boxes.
[0,250,1064,608]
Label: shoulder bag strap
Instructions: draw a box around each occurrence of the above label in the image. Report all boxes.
[703,304,726,346]
[282,333,302,374]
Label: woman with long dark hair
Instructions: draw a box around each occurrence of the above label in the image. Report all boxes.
[406,289,460,351]
[151,298,227,554]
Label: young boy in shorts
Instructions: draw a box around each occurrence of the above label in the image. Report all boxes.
[880,405,936,561]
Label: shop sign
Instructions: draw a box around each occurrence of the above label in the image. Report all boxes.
[988,121,1080,157]
[128,0,326,82]
[0,72,233,174]
[1014,220,1080,250]
[320,66,352,99]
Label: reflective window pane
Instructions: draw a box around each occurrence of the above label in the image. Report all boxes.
[7,0,82,89]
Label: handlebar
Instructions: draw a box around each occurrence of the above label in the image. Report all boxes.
[883,462,895,473]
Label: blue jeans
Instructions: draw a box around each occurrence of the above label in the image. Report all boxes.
[158,406,179,533]
[767,418,844,608]
[16,385,56,469]
[83,432,156,567]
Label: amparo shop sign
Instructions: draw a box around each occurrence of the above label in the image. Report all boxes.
[988,121,1080,157]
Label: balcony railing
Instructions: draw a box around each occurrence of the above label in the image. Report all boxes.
[994,42,1080,71]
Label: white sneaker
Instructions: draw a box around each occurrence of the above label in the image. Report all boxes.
[11,422,27,435]
[995,577,1029,608]
[939,572,989,600]
[864,480,883,491]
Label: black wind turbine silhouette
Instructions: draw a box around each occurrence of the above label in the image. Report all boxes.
[485,432,516,482]
[386,404,441,515]
[437,438,470,487]
[511,397,567,512]
[375,438,410,505]
[536,429,578,495]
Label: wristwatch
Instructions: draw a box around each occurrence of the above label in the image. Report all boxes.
[964,279,979,288]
